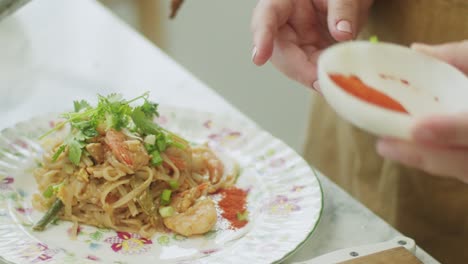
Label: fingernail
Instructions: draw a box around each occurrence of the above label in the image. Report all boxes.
[376,140,399,160]
[336,20,352,34]
[312,80,321,92]
[251,46,257,62]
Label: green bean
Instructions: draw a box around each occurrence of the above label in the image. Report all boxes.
[32,199,63,231]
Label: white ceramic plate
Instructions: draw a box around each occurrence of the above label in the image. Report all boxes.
[318,41,468,140]
[0,106,323,264]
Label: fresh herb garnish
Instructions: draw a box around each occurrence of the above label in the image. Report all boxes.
[140,100,159,118]
[131,107,160,135]
[41,92,186,167]
[73,100,91,112]
[68,139,83,166]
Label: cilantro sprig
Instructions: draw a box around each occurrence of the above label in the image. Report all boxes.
[41,92,185,166]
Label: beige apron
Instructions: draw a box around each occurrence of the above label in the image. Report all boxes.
[304,1,468,263]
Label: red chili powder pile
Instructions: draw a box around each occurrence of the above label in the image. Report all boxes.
[330,73,409,114]
[218,187,248,229]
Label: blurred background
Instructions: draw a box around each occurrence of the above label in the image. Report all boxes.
[98,0,314,153]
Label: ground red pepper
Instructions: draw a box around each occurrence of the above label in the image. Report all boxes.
[330,74,409,114]
[218,187,248,229]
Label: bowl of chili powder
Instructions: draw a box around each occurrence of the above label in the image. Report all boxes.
[317,41,468,139]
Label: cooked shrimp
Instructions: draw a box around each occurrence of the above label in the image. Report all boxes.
[104,129,149,170]
[192,146,224,185]
[163,198,216,237]
[171,183,208,212]
[125,140,150,170]
[165,145,192,172]
[163,183,215,236]
[105,129,133,166]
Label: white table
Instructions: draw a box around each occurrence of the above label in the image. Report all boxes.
[0,0,439,263]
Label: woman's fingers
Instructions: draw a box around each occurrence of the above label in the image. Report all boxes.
[377,138,468,183]
[327,0,361,41]
[377,113,468,182]
[251,0,294,65]
[403,40,468,182]
[412,114,468,147]
[270,26,321,89]
[411,40,468,74]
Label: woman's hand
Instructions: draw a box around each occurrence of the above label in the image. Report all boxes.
[377,40,468,183]
[251,0,374,90]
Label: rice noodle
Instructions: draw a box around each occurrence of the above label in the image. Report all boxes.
[33,130,233,238]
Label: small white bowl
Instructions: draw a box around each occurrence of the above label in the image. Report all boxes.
[317,41,468,140]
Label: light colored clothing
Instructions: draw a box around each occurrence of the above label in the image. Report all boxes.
[304,0,468,263]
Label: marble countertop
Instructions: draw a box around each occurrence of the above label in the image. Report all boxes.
[0,0,439,263]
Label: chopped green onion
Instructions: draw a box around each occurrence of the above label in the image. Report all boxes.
[369,35,379,43]
[151,151,163,166]
[156,135,167,152]
[168,180,179,190]
[236,211,249,222]
[144,134,156,145]
[144,143,156,153]
[159,206,174,218]
[43,186,54,198]
[43,182,64,198]
[160,189,172,205]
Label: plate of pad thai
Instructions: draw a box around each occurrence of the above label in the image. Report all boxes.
[0,92,322,264]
